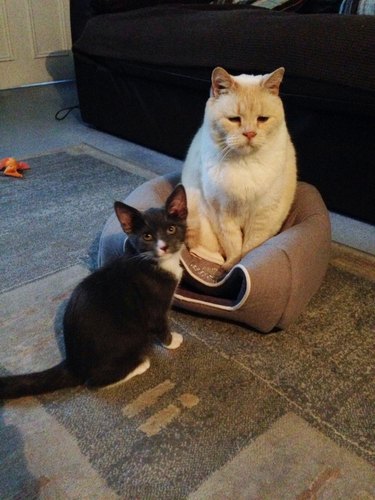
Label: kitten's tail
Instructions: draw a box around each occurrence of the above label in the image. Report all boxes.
[0,362,81,400]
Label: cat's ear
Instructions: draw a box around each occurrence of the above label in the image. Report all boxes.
[211,67,236,98]
[262,67,285,96]
[165,184,188,220]
[114,201,142,234]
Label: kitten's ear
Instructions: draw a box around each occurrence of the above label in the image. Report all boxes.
[211,67,236,98]
[114,201,142,234]
[165,184,188,220]
[262,67,285,96]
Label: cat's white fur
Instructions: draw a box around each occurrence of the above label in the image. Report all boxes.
[158,248,184,281]
[164,332,183,349]
[102,357,151,388]
[182,67,297,270]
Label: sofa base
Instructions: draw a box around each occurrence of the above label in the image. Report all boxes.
[74,54,375,225]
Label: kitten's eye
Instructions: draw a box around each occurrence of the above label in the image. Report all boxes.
[257,116,269,123]
[143,233,153,241]
[167,225,176,235]
[228,116,241,124]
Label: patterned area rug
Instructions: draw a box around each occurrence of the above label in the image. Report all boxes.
[1,145,374,498]
[0,144,155,293]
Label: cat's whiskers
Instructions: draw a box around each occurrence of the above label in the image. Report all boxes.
[131,252,155,264]
[216,142,233,163]
[218,133,249,161]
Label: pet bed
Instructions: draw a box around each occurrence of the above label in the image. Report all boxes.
[98,173,331,332]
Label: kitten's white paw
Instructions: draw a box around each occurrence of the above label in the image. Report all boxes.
[190,246,225,265]
[164,332,183,350]
[124,357,151,382]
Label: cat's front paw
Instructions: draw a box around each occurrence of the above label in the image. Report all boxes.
[221,263,232,272]
[164,332,183,350]
[221,257,240,272]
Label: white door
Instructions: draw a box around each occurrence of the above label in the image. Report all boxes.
[0,0,74,90]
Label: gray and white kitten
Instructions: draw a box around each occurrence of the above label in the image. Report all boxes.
[0,185,187,399]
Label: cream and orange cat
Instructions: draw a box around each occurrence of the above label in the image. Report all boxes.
[182,66,297,271]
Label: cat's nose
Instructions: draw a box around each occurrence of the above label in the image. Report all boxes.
[243,130,257,140]
[157,240,169,255]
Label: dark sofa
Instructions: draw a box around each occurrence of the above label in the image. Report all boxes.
[70,0,375,224]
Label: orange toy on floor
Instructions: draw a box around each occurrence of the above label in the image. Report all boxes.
[0,157,30,178]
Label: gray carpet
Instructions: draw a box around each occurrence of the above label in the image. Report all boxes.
[1,145,374,499]
[0,144,155,293]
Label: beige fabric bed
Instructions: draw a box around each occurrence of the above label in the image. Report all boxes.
[98,173,331,333]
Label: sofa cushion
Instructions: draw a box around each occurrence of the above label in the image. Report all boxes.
[91,0,212,14]
[73,4,375,98]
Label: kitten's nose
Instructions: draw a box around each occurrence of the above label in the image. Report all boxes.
[243,130,257,140]
[157,240,169,255]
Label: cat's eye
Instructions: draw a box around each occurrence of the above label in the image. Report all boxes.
[167,225,177,235]
[228,116,241,124]
[257,116,269,123]
[143,233,153,241]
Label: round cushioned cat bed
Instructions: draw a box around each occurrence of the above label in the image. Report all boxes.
[98,173,331,333]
